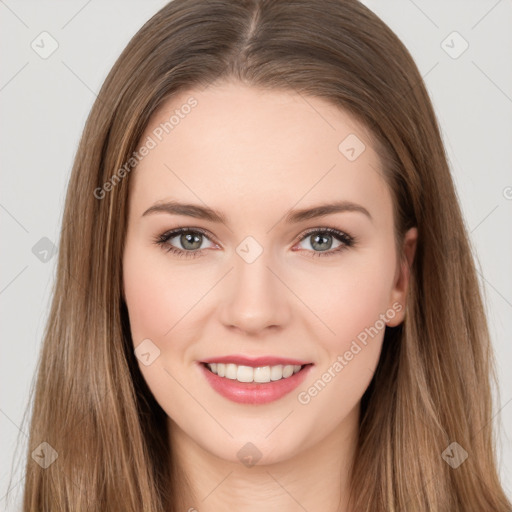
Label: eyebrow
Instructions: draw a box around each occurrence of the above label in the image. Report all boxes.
[142,199,372,224]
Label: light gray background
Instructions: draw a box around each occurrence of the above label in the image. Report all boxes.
[1,0,511,509]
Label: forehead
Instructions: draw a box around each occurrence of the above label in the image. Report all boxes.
[129,82,392,227]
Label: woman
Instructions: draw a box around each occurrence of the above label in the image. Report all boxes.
[17,0,511,510]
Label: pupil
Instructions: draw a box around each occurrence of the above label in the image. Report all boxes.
[181,232,202,250]
[311,233,332,251]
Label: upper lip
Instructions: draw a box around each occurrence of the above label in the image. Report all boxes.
[200,354,312,367]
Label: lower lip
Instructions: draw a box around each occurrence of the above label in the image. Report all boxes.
[198,363,313,404]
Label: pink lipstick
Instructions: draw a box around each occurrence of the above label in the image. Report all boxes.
[197,355,313,404]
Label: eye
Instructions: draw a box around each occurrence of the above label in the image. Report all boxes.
[153,227,217,259]
[293,227,355,258]
[153,226,356,259]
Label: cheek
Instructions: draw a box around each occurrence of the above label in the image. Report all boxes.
[300,252,395,349]
[300,248,396,409]
[122,244,197,346]
[295,261,391,421]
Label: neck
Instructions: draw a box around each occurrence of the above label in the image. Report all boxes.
[168,404,360,512]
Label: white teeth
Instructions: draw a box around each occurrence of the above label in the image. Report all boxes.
[282,365,294,378]
[237,365,254,382]
[270,365,283,381]
[206,362,304,383]
[225,363,237,379]
[254,366,270,383]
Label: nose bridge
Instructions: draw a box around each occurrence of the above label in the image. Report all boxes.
[218,234,290,333]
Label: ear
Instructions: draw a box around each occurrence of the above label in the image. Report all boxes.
[386,227,418,327]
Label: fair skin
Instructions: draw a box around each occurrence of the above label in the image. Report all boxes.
[122,81,417,512]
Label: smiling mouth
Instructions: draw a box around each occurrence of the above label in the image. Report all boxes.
[202,362,312,383]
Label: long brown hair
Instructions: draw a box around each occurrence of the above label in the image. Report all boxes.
[12,0,510,510]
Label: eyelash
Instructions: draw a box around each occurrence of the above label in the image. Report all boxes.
[153,226,356,259]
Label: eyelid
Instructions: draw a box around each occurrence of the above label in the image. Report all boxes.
[292,226,350,243]
[157,226,219,246]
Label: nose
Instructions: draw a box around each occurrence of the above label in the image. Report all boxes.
[218,249,291,336]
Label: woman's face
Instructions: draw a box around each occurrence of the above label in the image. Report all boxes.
[122,81,416,465]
